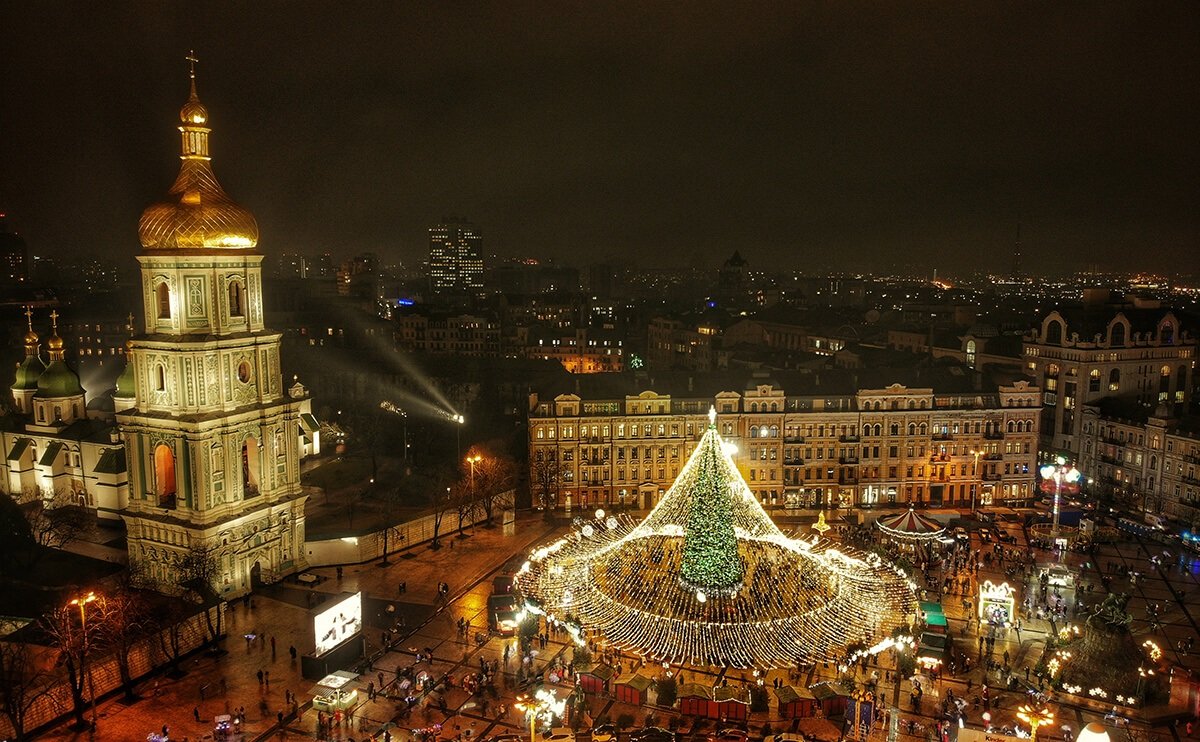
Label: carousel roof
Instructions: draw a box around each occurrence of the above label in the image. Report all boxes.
[875,508,945,540]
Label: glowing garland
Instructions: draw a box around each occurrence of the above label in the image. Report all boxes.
[518,409,916,669]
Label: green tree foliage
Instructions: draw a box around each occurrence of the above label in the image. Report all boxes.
[680,437,742,589]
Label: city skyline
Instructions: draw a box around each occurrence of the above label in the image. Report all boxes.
[3,4,1198,275]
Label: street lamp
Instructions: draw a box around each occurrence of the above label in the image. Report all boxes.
[1016,704,1053,742]
[515,689,566,742]
[1039,457,1082,539]
[69,592,100,727]
[452,414,466,459]
[969,449,981,512]
[466,454,483,491]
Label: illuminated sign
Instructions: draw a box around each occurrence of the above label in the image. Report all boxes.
[978,581,1016,623]
[314,592,363,656]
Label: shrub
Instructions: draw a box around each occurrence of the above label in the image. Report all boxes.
[616,714,635,730]
[656,676,678,707]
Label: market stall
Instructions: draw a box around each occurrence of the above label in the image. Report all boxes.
[714,686,750,722]
[775,685,816,719]
[615,674,652,706]
[578,663,616,694]
[978,580,1017,626]
[677,683,713,716]
[311,670,359,711]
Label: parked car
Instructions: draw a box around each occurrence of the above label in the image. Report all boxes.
[485,736,526,742]
[542,728,575,742]
[954,527,970,542]
[978,528,992,542]
[767,734,807,742]
[708,730,748,742]
[592,725,617,742]
[631,727,678,742]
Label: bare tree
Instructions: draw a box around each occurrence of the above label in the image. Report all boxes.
[0,640,56,741]
[41,598,103,730]
[0,492,35,568]
[93,568,153,702]
[466,445,517,525]
[427,471,456,550]
[178,542,224,648]
[451,479,478,535]
[531,454,564,516]
[20,487,90,563]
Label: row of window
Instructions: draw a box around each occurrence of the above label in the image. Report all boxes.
[154,278,246,321]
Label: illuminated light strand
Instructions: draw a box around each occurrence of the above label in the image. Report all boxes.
[519,415,915,669]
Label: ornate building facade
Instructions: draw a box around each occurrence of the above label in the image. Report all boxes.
[1023,306,1194,460]
[528,378,1040,511]
[116,63,315,595]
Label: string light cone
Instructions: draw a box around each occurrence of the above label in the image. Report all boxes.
[518,407,916,669]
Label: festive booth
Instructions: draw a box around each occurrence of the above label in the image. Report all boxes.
[678,683,714,716]
[714,686,751,721]
[916,633,951,671]
[809,681,851,718]
[775,685,817,719]
[919,602,948,634]
[615,674,652,706]
[875,507,945,546]
[578,663,616,694]
[978,581,1017,625]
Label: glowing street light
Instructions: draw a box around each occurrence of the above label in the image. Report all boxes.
[515,689,566,742]
[1039,457,1082,539]
[69,592,100,727]
[467,454,483,490]
[1017,704,1053,742]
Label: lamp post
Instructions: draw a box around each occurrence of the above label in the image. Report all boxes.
[1039,457,1082,539]
[453,414,465,459]
[515,689,565,742]
[1016,704,1053,742]
[69,592,99,727]
[467,454,482,491]
[970,449,981,512]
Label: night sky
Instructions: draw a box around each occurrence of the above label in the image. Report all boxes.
[3,2,1197,274]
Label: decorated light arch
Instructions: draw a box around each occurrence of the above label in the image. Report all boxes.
[518,408,916,669]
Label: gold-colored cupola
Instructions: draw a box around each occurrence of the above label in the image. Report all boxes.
[138,51,260,251]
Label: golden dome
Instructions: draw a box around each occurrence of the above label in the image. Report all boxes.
[180,83,209,125]
[47,334,63,351]
[24,329,39,345]
[138,56,258,250]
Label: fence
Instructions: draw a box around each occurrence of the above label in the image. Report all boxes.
[305,490,515,566]
[1,604,222,740]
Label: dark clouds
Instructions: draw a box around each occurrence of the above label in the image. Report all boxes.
[2,2,1197,273]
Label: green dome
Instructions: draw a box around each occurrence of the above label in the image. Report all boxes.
[12,356,46,391]
[114,358,136,400]
[35,360,84,399]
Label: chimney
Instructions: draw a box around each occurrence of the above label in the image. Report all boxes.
[688,376,694,393]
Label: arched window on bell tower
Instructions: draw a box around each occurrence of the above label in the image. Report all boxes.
[154,444,177,508]
[156,282,171,319]
[229,279,245,318]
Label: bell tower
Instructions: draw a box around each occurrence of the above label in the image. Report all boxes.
[118,54,309,596]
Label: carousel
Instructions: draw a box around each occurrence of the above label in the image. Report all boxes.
[874,507,946,548]
[517,408,916,669]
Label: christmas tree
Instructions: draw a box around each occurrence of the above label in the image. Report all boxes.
[679,422,743,589]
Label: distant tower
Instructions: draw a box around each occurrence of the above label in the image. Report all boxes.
[1012,222,1022,278]
[428,219,484,293]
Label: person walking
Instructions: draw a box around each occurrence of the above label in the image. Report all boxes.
[257,669,264,685]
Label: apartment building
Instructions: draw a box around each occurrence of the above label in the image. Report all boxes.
[528,374,1040,512]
